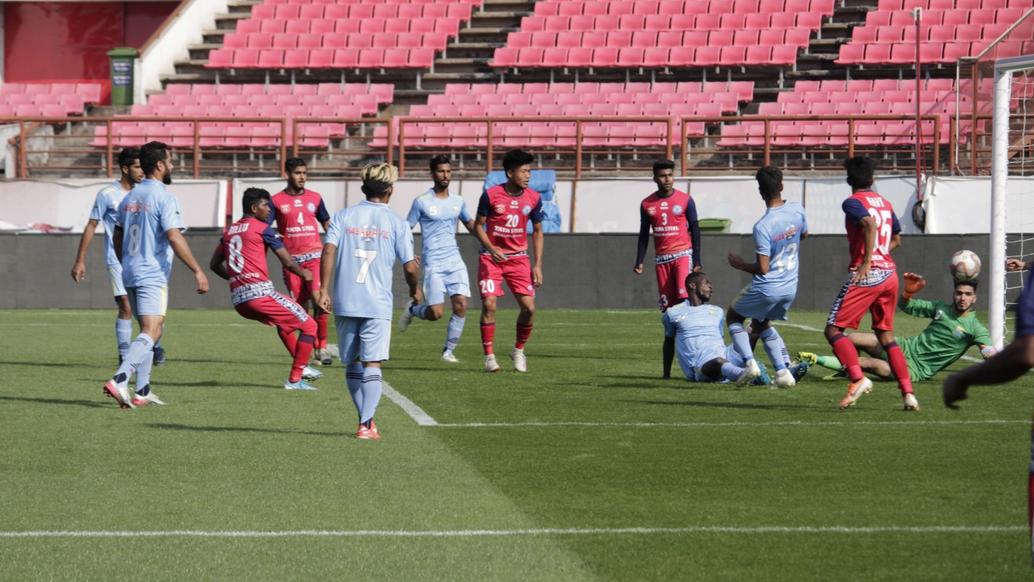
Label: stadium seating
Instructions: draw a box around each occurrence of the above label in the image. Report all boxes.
[837,0,1034,64]
[492,0,835,68]
[374,81,754,148]
[0,83,102,117]
[91,83,393,148]
[718,78,991,147]
[206,0,482,70]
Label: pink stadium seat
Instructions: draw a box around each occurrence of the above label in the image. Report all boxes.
[493,47,518,67]
[771,45,798,65]
[719,46,747,66]
[592,47,619,67]
[620,15,646,30]
[607,30,633,47]
[643,47,670,67]
[567,47,593,67]
[207,49,233,68]
[746,45,773,63]
[260,20,286,34]
[233,49,261,68]
[695,46,720,66]
[618,47,645,67]
[543,47,569,67]
[668,47,695,66]
[709,30,734,47]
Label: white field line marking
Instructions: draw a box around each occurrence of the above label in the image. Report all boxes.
[381,381,438,427]
[0,525,1022,538]
[433,419,1028,429]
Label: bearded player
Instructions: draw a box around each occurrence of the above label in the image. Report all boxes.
[269,158,332,365]
[210,188,323,391]
[633,159,702,379]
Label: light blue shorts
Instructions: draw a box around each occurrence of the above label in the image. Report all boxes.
[731,285,796,322]
[423,264,470,305]
[127,285,168,317]
[107,264,127,297]
[336,316,391,363]
[690,345,742,382]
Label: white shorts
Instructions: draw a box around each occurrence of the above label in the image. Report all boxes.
[127,286,168,317]
[423,264,470,305]
[108,264,127,298]
[336,316,391,363]
[731,285,796,322]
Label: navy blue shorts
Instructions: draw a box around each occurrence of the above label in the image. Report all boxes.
[1016,269,1034,337]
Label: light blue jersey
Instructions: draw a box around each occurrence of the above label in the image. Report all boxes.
[117,178,184,288]
[406,189,471,270]
[751,201,808,295]
[89,181,130,268]
[662,301,728,375]
[325,200,415,320]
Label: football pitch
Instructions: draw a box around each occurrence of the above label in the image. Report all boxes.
[1,308,1031,580]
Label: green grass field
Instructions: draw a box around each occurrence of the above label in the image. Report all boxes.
[1,308,1031,580]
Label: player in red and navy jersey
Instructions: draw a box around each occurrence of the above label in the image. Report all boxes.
[268,158,332,365]
[211,188,322,390]
[633,159,702,378]
[824,156,916,411]
[473,149,545,373]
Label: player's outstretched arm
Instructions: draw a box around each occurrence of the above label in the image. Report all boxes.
[71,219,99,283]
[167,228,209,294]
[899,272,926,309]
[532,222,544,287]
[208,243,230,281]
[944,336,1034,409]
[727,252,769,275]
[1007,258,1031,272]
[316,243,336,312]
[403,259,423,304]
[634,206,650,274]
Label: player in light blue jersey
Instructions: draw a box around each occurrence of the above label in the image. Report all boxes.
[398,156,476,363]
[71,148,153,364]
[102,142,209,410]
[316,163,421,441]
[727,166,809,388]
[663,272,766,384]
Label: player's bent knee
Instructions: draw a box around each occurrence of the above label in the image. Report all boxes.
[427,305,444,321]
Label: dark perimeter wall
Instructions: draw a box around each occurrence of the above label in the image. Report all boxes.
[1,233,991,312]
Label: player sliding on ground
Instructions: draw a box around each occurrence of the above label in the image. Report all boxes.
[102,141,209,409]
[316,163,421,441]
[70,147,165,366]
[634,159,701,379]
[800,274,995,382]
[398,156,476,363]
[209,188,324,391]
[823,156,917,411]
[473,149,545,373]
[664,271,771,385]
[726,165,809,388]
[268,158,333,365]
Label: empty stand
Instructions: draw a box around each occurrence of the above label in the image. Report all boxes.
[91,83,393,148]
[0,83,102,117]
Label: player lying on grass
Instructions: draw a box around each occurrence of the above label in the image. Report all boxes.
[663,271,776,385]
[800,273,995,382]
[210,188,324,391]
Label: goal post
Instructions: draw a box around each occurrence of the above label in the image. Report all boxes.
[990,55,1034,349]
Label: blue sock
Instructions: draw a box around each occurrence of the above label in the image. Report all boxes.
[345,363,364,421]
[729,323,755,362]
[115,318,132,361]
[114,334,154,383]
[720,362,746,382]
[411,304,432,320]
[760,327,789,372]
[445,315,465,352]
[360,367,383,424]
[135,355,153,395]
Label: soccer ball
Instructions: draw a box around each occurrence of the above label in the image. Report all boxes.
[950,250,981,282]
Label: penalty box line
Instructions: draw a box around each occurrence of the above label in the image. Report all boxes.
[0,525,1023,539]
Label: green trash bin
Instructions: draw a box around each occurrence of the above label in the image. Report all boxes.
[699,218,731,233]
[107,47,138,106]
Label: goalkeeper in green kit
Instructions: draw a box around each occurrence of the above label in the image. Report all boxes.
[799,273,997,382]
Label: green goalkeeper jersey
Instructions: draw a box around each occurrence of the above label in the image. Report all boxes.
[900,298,992,381]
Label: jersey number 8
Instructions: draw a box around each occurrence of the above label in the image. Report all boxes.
[227,235,245,273]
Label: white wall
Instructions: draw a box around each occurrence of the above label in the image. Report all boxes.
[925,176,1034,234]
[0,179,226,231]
[135,0,229,104]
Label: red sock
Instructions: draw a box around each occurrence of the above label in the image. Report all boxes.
[480,323,495,355]
[883,342,913,395]
[290,334,316,382]
[515,323,533,350]
[277,327,298,354]
[829,333,864,382]
[316,313,328,349]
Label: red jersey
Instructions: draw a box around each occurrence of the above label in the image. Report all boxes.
[270,189,330,258]
[222,216,284,305]
[477,185,544,255]
[640,190,695,257]
[842,190,900,271]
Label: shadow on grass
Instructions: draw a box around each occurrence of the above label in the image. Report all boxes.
[156,380,277,390]
[147,422,350,438]
[0,359,101,369]
[628,399,813,412]
[0,395,110,409]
